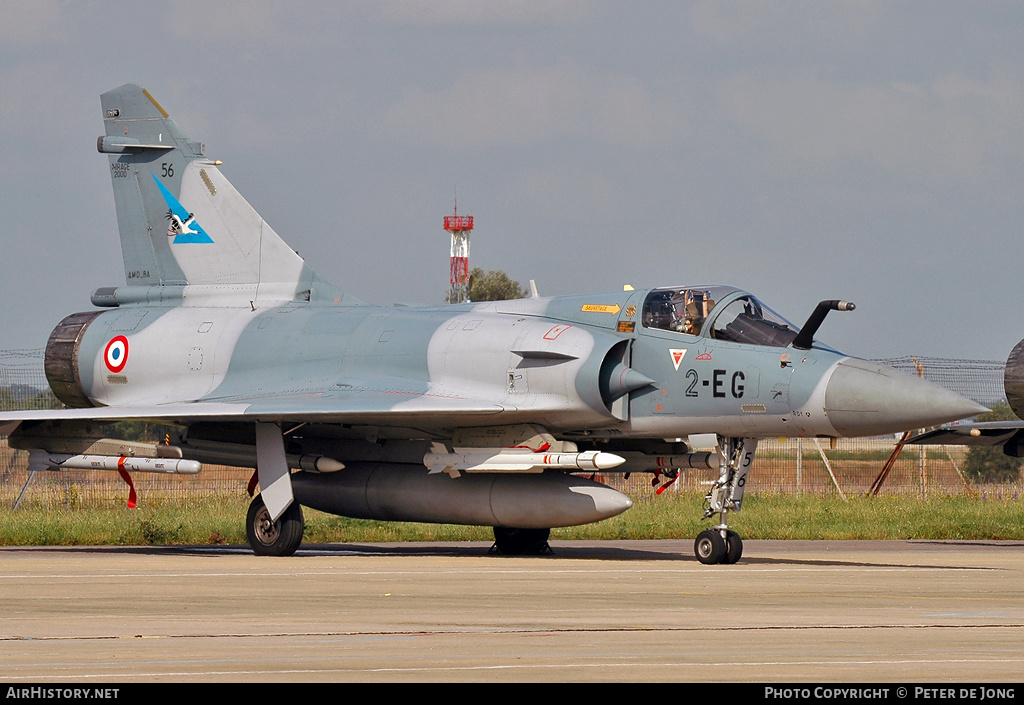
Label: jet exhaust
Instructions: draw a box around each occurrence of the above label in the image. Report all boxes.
[1003,338,1024,419]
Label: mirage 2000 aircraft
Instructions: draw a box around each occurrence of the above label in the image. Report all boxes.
[0,84,987,563]
[908,339,1024,454]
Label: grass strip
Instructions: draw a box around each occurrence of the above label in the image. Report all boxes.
[0,493,1021,546]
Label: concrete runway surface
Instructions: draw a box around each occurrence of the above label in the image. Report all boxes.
[0,539,1021,683]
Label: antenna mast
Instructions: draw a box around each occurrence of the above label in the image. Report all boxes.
[443,193,474,304]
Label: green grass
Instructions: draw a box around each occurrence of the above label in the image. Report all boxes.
[0,492,1021,546]
[726,493,1024,540]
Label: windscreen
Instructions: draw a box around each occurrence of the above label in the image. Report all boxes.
[708,295,800,347]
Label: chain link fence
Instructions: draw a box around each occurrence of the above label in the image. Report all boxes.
[2,350,1020,508]
[878,356,1007,408]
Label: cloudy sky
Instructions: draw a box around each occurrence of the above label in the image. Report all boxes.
[1,1,1022,363]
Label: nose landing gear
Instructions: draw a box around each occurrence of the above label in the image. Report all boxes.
[693,437,756,565]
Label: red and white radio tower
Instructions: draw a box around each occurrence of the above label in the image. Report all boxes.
[443,199,474,304]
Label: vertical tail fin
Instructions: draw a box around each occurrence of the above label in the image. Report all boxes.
[98,83,356,304]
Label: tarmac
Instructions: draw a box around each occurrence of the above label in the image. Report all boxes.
[0,539,1021,683]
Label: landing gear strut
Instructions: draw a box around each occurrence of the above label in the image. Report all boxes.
[694,437,757,565]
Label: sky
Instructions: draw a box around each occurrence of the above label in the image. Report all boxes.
[1,1,1022,363]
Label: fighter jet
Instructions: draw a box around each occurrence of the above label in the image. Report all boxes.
[0,84,986,563]
[907,340,1024,454]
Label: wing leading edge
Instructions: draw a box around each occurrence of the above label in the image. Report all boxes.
[0,388,507,436]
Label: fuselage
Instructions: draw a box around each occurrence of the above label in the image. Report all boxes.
[45,284,974,442]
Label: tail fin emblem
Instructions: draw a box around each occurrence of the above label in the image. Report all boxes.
[152,175,214,244]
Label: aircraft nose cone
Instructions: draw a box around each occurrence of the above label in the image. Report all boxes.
[824,358,988,437]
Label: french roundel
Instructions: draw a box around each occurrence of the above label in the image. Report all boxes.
[104,336,129,373]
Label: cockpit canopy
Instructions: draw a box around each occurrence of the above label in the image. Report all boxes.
[641,286,802,348]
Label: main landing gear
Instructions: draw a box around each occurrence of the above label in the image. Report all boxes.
[491,527,552,555]
[246,494,305,556]
[693,437,758,565]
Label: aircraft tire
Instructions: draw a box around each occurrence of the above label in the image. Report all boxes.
[694,529,727,564]
[723,530,743,564]
[492,527,551,555]
[247,495,304,557]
